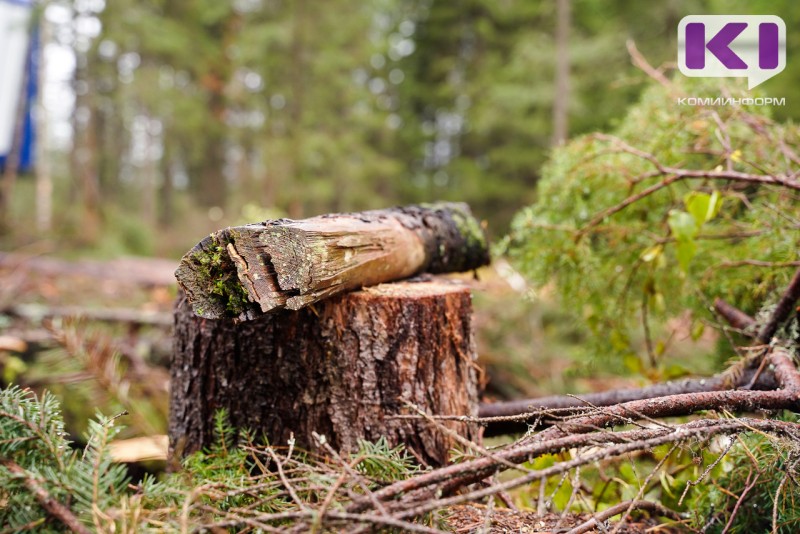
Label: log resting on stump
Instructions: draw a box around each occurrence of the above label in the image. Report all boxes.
[169,277,481,467]
[174,202,489,321]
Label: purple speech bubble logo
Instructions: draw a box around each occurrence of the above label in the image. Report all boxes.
[678,16,786,89]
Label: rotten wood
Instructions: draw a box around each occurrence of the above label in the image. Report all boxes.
[174,202,489,320]
[169,278,481,467]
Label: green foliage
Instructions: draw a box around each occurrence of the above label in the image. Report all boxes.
[690,431,800,533]
[0,386,129,532]
[506,79,800,368]
[352,436,420,483]
[0,389,426,531]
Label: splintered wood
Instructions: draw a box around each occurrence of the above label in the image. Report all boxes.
[175,202,489,320]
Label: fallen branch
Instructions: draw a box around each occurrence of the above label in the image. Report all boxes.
[385,418,800,520]
[0,458,91,534]
[566,499,683,534]
[758,266,800,343]
[576,134,800,238]
[175,203,489,320]
[531,349,799,443]
[3,303,172,327]
[0,252,176,287]
[347,416,800,517]
[480,366,776,436]
[347,349,800,514]
[713,298,756,332]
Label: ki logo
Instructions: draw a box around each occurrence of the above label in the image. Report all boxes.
[678,15,786,89]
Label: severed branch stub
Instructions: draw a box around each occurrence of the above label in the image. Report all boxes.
[175,202,489,320]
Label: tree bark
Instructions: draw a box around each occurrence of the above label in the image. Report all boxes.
[169,278,481,467]
[552,0,570,146]
[175,202,489,320]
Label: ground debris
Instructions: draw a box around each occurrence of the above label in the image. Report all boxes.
[444,504,668,533]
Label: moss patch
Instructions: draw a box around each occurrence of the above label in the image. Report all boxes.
[450,205,487,251]
[192,234,251,316]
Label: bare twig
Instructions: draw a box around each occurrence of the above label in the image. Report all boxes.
[680,437,738,508]
[312,433,391,519]
[349,418,800,515]
[626,40,673,88]
[610,443,679,534]
[566,499,682,534]
[575,133,800,238]
[721,469,760,534]
[772,470,790,534]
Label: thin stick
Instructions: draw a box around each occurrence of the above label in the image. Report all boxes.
[772,471,789,534]
[264,447,309,512]
[610,443,679,534]
[0,459,92,534]
[566,499,682,534]
[721,470,760,534]
[679,437,737,506]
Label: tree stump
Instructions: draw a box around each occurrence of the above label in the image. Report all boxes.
[169,277,481,467]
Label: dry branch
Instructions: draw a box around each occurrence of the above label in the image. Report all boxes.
[758,266,800,343]
[0,458,91,534]
[0,252,176,287]
[713,298,757,332]
[386,419,800,520]
[345,349,800,515]
[3,303,172,327]
[566,499,682,534]
[480,366,777,436]
[175,203,489,320]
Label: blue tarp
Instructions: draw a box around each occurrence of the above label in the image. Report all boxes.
[0,0,36,174]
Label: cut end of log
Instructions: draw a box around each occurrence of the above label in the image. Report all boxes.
[174,229,262,320]
[175,202,490,320]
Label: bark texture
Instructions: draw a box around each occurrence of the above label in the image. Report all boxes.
[175,202,489,320]
[169,278,481,467]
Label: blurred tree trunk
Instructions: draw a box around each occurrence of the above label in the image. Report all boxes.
[159,139,174,228]
[35,13,52,234]
[142,113,157,229]
[195,90,227,208]
[287,0,306,219]
[552,0,570,146]
[193,12,239,209]
[71,56,101,242]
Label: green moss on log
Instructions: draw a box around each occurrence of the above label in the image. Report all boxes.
[189,234,251,316]
[449,203,487,251]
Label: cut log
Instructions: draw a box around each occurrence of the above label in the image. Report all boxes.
[169,277,481,467]
[0,252,177,287]
[175,202,489,321]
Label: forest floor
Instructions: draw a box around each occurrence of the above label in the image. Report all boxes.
[0,251,720,532]
[445,504,666,533]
